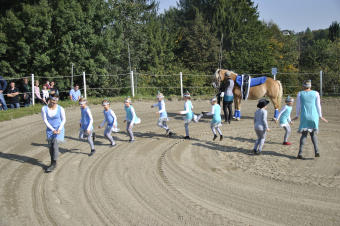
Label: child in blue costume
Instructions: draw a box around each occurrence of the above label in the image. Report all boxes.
[253,99,270,155]
[275,96,294,145]
[151,92,173,137]
[179,91,203,139]
[41,94,66,172]
[78,98,96,156]
[204,97,223,141]
[98,100,118,146]
[292,80,328,159]
[124,97,141,142]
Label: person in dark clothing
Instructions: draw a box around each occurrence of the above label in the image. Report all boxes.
[6,81,20,108]
[0,75,8,110]
[20,77,31,107]
[220,73,234,123]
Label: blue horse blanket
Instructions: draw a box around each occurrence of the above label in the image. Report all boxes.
[235,75,267,87]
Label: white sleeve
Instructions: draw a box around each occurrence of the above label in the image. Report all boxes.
[86,108,93,131]
[158,101,166,114]
[110,110,117,127]
[130,107,136,125]
[315,92,322,117]
[295,92,301,117]
[58,107,66,131]
[206,106,215,116]
[277,105,287,120]
[41,107,55,131]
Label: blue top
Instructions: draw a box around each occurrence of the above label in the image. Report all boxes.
[212,104,222,123]
[157,100,168,118]
[278,105,292,125]
[125,105,139,123]
[81,107,93,130]
[70,89,81,101]
[44,105,65,141]
[298,90,319,131]
[184,100,193,120]
[104,109,115,127]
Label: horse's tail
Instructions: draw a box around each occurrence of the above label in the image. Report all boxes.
[276,80,283,109]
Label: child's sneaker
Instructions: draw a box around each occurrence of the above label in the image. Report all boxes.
[283,142,292,145]
[213,135,217,141]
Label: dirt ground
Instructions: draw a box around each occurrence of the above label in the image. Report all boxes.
[0,98,339,226]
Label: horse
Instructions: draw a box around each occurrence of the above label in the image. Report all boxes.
[213,69,283,120]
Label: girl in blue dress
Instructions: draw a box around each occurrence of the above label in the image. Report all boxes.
[204,97,223,141]
[41,94,66,172]
[178,91,202,139]
[151,92,173,137]
[275,96,294,145]
[78,98,95,156]
[124,97,141,142]
[293,80,328,159]
[98,100,118,146]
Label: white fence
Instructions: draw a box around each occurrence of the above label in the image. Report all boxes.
[2,70,339,106]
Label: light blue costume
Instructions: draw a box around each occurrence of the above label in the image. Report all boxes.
[184,100,194,122]
[125,105,140,141]
[79,107,95,150]
[44,105,65,142]
[153,100,170,131]
[277,105,292,143]
[70,89,81,101]
[298,90,319,132]
[207,103,223,138]
[101,109,117,146]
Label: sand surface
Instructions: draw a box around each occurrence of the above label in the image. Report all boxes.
[0,99,339,226]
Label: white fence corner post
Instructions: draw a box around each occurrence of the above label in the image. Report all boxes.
[83,71,87,99]
[320,70,323,97]
[180,72,183,97]
[130,71,135,97]
[31,74,35,106]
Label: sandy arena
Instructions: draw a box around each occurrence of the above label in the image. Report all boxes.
[0,99,339,226]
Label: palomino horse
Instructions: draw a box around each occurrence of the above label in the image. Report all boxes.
[213,69,283,120]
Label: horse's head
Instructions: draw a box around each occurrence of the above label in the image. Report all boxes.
[212,69,237,90]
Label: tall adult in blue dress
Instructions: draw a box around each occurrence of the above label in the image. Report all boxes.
[41,94,66,172]
[292,80,328,159]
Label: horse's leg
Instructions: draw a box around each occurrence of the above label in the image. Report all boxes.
[270,96,280,120]
[233,88,242,120]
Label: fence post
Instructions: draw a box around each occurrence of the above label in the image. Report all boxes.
[31,74,35,106]
[320,70,323,97]
[83,71,87,99]
[130,71,135,97]
[180,72,183,97]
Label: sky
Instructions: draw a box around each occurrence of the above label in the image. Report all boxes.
[158,0,340,32]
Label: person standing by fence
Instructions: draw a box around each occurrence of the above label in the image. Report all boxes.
[69,84,81,102]
[6,81,20,109]
[20,77,31,107]
[0,75,8,110]
[292,80,328,159]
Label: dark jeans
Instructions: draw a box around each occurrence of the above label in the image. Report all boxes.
[0,92,7,110]
[9,103,20,109]
[223,101,233,122]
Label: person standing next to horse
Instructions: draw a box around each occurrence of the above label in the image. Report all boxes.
[275,96,294,145]
[0,75,8,110]
[79,98,96,156]
[151,92,173,137]
[204,97,223,141]
[292,80,328,159]
[179,91,203,140]
[41,94,66,173]
[98,100,118,146]
[253,99,270,155]
[220,73,234,124]
[124,97,141,143]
